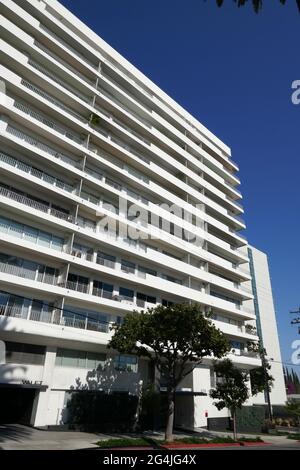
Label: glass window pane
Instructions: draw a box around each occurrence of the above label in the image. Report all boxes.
[77,350,86,368]
[103,283,113,292]
[38,231,51,247]
[61,350,79,367]
[0,216,9,233]
[119,287,134,298]
[24,226,38,243]
[0,292,9,315]
[51,236,63,251]
[9,221,24,238]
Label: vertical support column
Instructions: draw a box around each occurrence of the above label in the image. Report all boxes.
[30,346,57,427]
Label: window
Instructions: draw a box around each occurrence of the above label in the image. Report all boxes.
[114,355,137,373]
[5,342,45,365]
[93,280,114,299]
[96,251,116,268]
[121,259,135,274]
[67,274,89,293]
[9,221,23,238]
[138,265,157,277]
[137,292,156,307]
[39,231,51,247]
[0,216,63,249]
[162,299,174,307]
[162,274,182,285]
[51,236,64,251]
[230,341,244,350]
[119,287,134,300]
[63,305,109,333]
[55,348,106,369]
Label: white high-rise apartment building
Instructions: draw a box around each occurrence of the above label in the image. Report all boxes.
[0,0,283,428]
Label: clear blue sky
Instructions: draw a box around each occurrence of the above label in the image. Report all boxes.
[60,0,300,368]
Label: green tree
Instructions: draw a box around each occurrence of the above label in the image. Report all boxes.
[250,364,274,396]
[213,0,300,13]
[247,340,274,419]
[108,303,229,442]
[210,359,249,440]
[285,399,300,428]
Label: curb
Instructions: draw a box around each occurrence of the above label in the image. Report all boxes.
[99,446,153,450]
[162,442,241,449]
[239,442,270,447]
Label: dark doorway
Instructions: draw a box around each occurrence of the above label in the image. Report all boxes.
[0,387,36,424]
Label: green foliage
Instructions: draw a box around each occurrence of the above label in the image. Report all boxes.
[287,433,300,440]
[109,303,229,442]
[285,399,300,425]
[213,0,300,14]
[96,438,151,448]
[109,303,230,389]
[67,391,138,432]
[250,365,274,395]
[166,436,236,444]
[210,359,249,413]
[139,384,167,430]
[89,113,101,126]
[238,436,263,442]
[96,436,264,448]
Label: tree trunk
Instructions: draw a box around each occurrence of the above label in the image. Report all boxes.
[232,409,238,441]
[165,389,175,442]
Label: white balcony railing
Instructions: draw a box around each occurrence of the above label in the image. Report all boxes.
[6,125,81,168]
[0,185,74,223]
[29,59,91,104]
[0,301,109,333]
[21,79,86,123]
[0,152,74,194]
[13,100,84,146]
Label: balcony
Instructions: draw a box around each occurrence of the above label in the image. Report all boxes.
[64,280,89,294]
[96,255,116,269]
[0,185,74,223]
[0,215,64,252]
[40,23,98,72]
[92,286,114,300]
[6,125,81,169]
[0,151,74,194]
[35,40,95,87]
[0,299,109,334]
[13,100,84,146]
[228,211,245,225]
[99,87,151,129]
[21,79,86,123]
[0,256,59,286]
[29,59,91,104]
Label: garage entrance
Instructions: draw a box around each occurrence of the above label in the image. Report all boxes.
[0,386,37,424]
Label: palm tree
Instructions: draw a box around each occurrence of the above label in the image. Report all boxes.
[213,0,300,14]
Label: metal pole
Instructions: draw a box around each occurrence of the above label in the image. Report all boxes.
[260,349,273,421]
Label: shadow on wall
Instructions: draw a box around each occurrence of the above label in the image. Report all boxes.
[64,358,142,432]
[69,357,142,394]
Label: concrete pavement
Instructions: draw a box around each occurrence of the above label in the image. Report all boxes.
[0,424,102,450]
[0,424,299,450]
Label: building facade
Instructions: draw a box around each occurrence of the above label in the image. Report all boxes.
[0,0,278,428]
[248,246,287,406]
